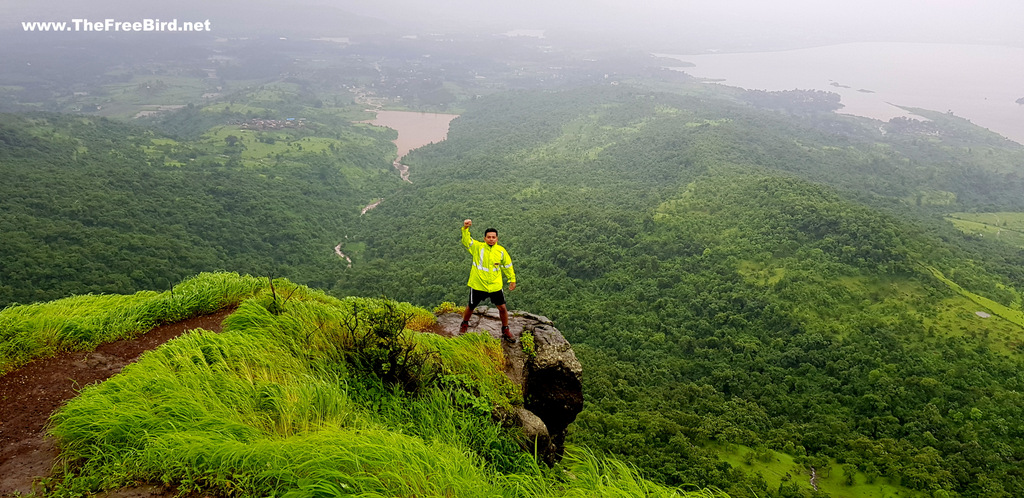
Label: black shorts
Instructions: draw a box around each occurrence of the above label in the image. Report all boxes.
[468,288,506,308]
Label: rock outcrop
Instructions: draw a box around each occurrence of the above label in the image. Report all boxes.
[435,307,583,465]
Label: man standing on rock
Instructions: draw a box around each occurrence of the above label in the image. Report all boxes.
[460,219,517,341]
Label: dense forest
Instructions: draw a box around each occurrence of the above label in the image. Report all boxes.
[3,56,1024,496]
[0,109,399,305]
[327,86,1024,496]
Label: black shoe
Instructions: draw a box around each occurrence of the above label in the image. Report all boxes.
[459,320,469,334]
[501,326,515,343]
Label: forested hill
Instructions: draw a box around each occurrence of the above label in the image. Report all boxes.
[0,111,400,306]
[3,79,1024,497]
[331,85,1024,496]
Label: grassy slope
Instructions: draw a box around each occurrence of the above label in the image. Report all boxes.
[716,444,924,498]
[946,212,1024,249]
[0,272,267,375]
[13,273,716,497]
[924,265,1024,330]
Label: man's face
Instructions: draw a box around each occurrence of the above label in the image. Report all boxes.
[485,231,498,246]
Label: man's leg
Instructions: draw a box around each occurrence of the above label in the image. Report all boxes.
[461,289,480,334]
[497,304,509,328]
[460,305,473,334]
[497,301,514,343]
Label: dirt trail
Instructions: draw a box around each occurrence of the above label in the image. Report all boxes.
[360,198,382,215]
[0,309,234,496]
[394,159,412,183]
[333,243,354,268]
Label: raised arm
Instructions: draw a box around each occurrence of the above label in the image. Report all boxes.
[461,219,474,249]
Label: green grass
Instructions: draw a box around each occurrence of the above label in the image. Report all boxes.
[715,444,925,498]
[946,212,1024,248]
[200,102,273,115]
[140,137,182,163]
[525,107,668,163]
[925,265,1024,330]
[38,279,715,497]
[307,104,377,122]
[336,241,368,260]
[826,270,1024,354]
[102,75,210,103]
[199,125,381,170]
[906,189,957,207]
[58,75,214,118]
[248,84,302,103]
[735,259,1024,355]
[737,260,785,287]
[0,272,266,375]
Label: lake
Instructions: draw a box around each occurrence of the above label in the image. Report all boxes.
[364,110,459,160]
[660,43,1024,144]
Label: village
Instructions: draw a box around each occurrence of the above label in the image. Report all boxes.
[237,117,306,130]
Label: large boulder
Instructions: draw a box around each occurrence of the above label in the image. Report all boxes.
[435,307,583,465]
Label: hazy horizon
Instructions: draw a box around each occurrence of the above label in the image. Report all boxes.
[3,0,1023,52]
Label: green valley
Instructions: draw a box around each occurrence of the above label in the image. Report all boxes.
[2,26,1024,498]
[328,86,1024,497]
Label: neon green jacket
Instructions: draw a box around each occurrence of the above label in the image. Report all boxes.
[462,227,515,293]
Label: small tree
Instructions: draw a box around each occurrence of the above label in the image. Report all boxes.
[340,299,438,393]
[842,463,857,486]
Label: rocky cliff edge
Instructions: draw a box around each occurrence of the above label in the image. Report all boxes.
[436,307,583,465]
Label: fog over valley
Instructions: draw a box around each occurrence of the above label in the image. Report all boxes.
[4,0,1024,49]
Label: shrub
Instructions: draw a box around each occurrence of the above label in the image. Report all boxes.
[521,331,537,358]
[432,301,463,315]
[341,299,439,394]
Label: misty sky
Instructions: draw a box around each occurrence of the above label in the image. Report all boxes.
[339,0,1024,48]
[4,0,1023,50]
